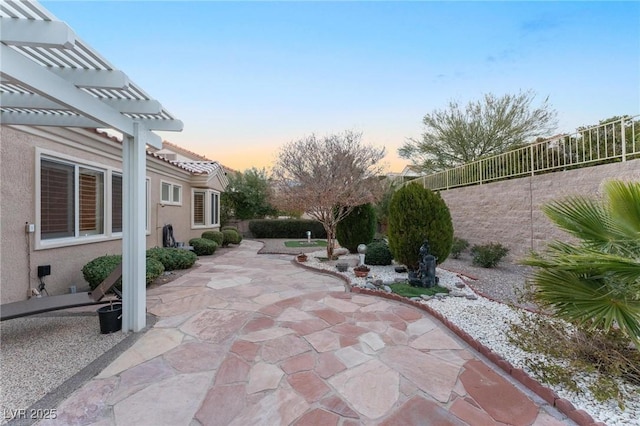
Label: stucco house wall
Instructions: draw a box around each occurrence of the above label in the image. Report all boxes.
[1,125,226,303]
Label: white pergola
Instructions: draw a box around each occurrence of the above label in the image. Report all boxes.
[0,0,183,332]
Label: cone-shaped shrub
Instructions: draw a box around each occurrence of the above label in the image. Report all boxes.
[336,203,376,253]
[388,183,453,269]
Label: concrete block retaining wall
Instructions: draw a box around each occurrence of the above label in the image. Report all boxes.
[439,159,640,260]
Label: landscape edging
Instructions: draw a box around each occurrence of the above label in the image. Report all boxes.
[350,286,602,426]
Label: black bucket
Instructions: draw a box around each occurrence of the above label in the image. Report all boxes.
[97,303,122,334]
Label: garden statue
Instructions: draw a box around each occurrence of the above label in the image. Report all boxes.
[408,240,439,288]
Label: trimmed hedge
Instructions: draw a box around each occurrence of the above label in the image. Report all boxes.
[221,226,243,243]
[249,219,327,238]
[365,240,393,266]
[189,238,218,256]
[82,254,164,290]
[222,229,241,246]
[202,230,224,246]
[146,247,196,271]
[146,258,165,285]
[336,204,376,253]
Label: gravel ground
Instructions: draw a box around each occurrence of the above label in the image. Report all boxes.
[439,253,538,309]
[0,313,128,421]
[258,238,534,306]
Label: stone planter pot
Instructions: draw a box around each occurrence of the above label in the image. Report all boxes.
[296,254,308,262]
[353,269,369,278]
[336,262,348,272]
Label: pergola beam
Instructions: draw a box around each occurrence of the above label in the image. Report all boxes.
[0,110,181,134]
[0,17,75,48]
[49,68,129,89]
[1,44,135,135]
[1,92,163,114]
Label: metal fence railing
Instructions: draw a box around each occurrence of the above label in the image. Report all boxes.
[404,115,639,191]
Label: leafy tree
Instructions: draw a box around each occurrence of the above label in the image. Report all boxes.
[388,183,453,269]
[399,90,558,173]
[336,203,376,253]
[221,168,279,222]
[271,131,385,259]
[523,180,640,348]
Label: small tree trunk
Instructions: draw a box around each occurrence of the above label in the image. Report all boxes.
[326,231,335,259]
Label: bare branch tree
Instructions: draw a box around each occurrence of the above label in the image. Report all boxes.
[271,131,386,258]
[399,90,558,172]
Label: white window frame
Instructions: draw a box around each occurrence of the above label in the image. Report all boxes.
[110,175,151,236]
[160,180,182,205]
[35,149,150,249]
[191,189,221,229]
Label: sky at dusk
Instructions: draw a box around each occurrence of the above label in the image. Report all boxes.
[43,1,639,173]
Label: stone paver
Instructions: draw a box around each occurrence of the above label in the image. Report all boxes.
[44,240,574,425]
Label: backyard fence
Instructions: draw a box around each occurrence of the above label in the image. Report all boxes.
[405,115,640,191]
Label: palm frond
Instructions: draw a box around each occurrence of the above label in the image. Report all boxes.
[532,268,640,344]
[604,180,640,249]
[543,197,615,249]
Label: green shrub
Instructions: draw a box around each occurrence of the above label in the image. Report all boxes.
[82,255,122,290]
[201,230,224,246]
[336,204,376,253]
[189,238,218,256]
[365,240,393,266]
[222,229,242,246]
[221,226,243,242]
[450,237,470,259]
[388,183,454,270]
[471,243,509,267]
[145,258,165,285]
[82,254,164,290]
[248,219,327,238]
[146,247,196,271]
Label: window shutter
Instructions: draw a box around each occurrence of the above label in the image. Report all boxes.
[79,169,104,234]
[193,192,205,225]
[41,160,74,239]
[79,173,97,231]
[112,174,123,232]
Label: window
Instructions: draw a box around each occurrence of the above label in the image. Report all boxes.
[192,189,220,228]
[161,181,181,205]
[40,158,104,240]
[41,160,74,239]
[211,192,219,226]
[38,153,150,246]
[193,191,206,226]
[79,168,104,235]
[112,174,123,233]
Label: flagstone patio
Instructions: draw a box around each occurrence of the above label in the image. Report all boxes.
[38,240,573,425]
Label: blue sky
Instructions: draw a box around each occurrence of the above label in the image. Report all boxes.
[43,1,640,172]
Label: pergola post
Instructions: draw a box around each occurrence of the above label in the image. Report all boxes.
[121,122,147,332]
[1,1,183,333]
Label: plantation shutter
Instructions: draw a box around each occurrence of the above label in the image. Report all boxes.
[193,191,205,225]
[79,173,96,231]
[112,174,123,232]
[41,160,74,239]
[79,168,104,234]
